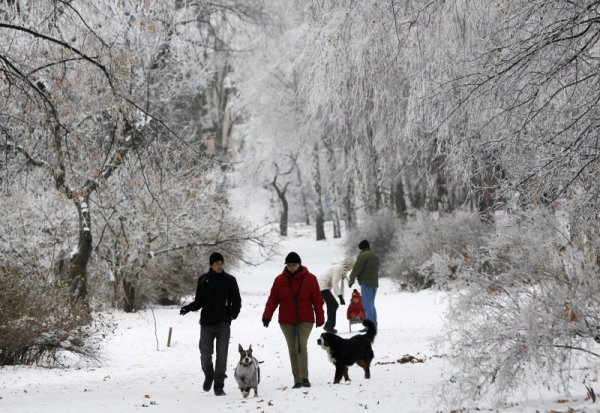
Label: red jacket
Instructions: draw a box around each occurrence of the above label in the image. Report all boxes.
[263,266,325,325]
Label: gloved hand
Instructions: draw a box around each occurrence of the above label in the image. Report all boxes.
[316,321,324,328]
[348,280,354,288]
[262,319,270,328]
[338,295,345,305]
[180,306,190,315]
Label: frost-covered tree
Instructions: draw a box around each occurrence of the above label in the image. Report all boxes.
[0,0,267,301]
[0,0,271,362]
[403,0,600,404]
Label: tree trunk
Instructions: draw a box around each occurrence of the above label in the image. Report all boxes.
[430,154,449,212]
[272,176,290,237]
[122,277,136,313]
[296,166,310,225]
[122,233,154,313]
[324,137,341,238]
[343,146,357,229]
[280,196,289,236]
[68,196,92,304]
[362,123,382,214]
[393,176,408,220]
[313,141,326,241]
[408,174,426,211]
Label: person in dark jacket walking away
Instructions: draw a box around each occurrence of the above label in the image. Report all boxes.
[180,252,242,396]
[262,252,324,389]
[348,240,380,331]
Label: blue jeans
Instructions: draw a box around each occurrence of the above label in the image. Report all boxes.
[361,286,378,326]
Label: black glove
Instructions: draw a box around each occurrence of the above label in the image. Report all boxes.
[338,295,345,305]
[180,306,190,315]
[348,280,354,288]
[262,319,270,328]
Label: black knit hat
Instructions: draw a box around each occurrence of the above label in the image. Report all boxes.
[358,239,370,250]
[284,252,302,264]
[209,252,224,265]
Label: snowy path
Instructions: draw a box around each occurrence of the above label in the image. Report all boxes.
[0,224,594,412]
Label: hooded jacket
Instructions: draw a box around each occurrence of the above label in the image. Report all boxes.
[316,260,351,296]
[262,266,325,325]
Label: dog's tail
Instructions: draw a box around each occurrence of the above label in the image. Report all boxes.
[362,319,377,342]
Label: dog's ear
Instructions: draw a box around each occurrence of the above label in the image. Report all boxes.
[249,344,252,351]
[238,343,243,352]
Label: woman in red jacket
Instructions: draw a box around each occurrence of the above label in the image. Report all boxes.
[262,252,325,388]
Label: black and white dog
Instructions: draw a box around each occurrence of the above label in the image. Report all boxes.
[233,344,260,398]
[317,319,377,384]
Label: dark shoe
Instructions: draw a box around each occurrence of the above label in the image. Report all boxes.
[203,376,213,392]
[214,388,226,396]
[324,326,337,334]
[301,379,311,388]
[292,383,302,389]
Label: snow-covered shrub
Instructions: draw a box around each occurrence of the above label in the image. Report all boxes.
[0,264,96,366]
[344,208,399,273]
[440,207,600,405]
[384,210,490,289]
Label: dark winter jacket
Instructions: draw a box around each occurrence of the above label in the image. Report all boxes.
[348,248,380,288]
[262,266,325,325]
[183,269,242,326]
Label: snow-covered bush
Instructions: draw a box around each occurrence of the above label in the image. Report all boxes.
[0,264,95,366]
[344,209,399,272]
[384,210,490,289]
[440,207,600,405]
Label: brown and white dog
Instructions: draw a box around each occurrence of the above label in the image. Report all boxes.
[233,344,260,398]
[317,319,376,383]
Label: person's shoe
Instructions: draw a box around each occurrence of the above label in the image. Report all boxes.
[292,383,302,389]
[324,326,337,334]
[214,388,226,396]
[202,376,213,391]
[301,379,311,388]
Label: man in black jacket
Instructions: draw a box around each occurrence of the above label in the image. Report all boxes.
[180,252,242,396]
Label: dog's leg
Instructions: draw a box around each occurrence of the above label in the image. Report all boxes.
[253,387,258,397]
[242,386,250,398]
[343,366,350,382]
[334,364,345,384]
[357,360,371,379]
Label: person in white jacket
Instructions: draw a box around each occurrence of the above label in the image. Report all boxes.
[317,258,354,334]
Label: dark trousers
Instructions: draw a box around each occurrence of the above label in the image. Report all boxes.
[321,289,339,330]
[199,322,231,390]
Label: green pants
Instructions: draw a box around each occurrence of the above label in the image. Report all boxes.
[280,323,313,383]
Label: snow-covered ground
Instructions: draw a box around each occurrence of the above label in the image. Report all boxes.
[0,223,597,412]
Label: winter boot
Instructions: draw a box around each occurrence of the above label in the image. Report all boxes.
[202,374,213,392]
[213,376,225,396]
